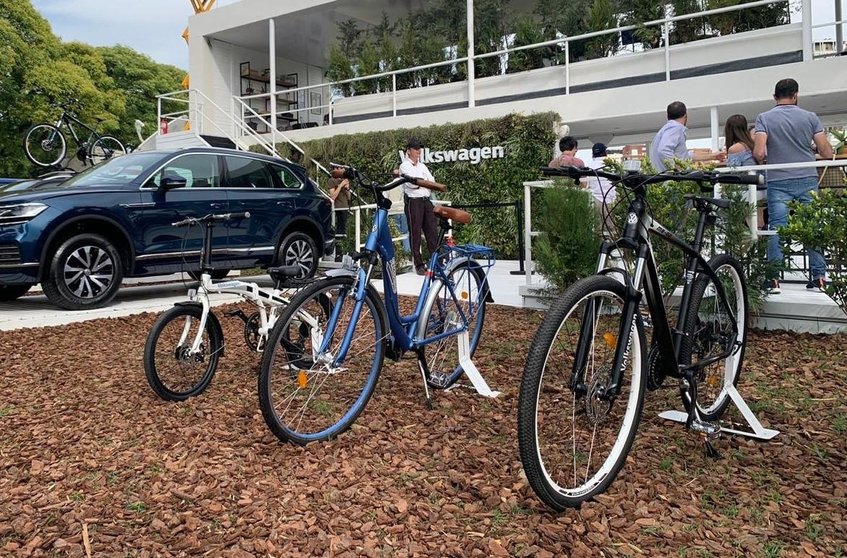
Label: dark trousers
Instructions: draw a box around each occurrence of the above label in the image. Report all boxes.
[404,196,439,269]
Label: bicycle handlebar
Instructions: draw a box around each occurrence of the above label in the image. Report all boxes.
[328,163,448,193]
[541,166,763,187]
[172,211,251,227]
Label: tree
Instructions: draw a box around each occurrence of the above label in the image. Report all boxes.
[585,0,620,60]
[507,15,544,73]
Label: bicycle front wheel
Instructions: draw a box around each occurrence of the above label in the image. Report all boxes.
[416,260,488,388]
[679,254,747,422]
[259,275,386,445]
[518,275,646,510]
[144,304,222,401]
[88,135,126,165]
[24,124,67,167]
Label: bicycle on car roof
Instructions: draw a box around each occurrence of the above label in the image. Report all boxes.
[24,105,126,168]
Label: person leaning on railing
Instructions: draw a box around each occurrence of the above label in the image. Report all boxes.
[753,78,834,293]
[650,101,726,172]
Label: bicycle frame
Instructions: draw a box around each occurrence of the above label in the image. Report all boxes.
[55,111,100,147]
[579,187,740,401]
[322,203,483,365]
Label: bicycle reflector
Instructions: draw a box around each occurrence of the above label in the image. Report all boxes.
[603,332,617,349]
[297,370,308,389]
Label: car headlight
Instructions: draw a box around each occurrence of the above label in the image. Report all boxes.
[0,203,48,225]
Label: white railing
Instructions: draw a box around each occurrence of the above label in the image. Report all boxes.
[523,159,847,286]
[337,200,452,257]
[230,0,830,130]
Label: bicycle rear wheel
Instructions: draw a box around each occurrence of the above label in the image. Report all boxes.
[416,260,488,388]
[144,304,222,401]
[88,136,126,165]
[679,254,747,422]
[24,124,67,167]
[258,275,386,445]
[518,275,646,510]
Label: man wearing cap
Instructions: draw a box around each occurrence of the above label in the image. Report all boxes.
[399,138,439,275]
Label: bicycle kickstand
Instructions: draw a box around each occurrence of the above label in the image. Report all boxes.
[414,349,434,410]
[682,374,722,459]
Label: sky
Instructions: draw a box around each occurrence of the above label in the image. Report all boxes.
[30,0,843,70]
[31,0,239,70]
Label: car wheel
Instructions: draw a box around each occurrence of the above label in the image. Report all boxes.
[43,233,123,310]
[0,284,33,302]
[278,231,318,279]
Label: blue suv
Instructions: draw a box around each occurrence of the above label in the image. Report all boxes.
[0,148,334,310]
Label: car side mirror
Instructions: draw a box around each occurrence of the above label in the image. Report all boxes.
[159,175,187,190]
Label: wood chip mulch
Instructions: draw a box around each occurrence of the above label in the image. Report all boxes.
[1,301,845,557]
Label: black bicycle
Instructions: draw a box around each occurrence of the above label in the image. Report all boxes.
[517,166,761,510]
[24,108,126,168]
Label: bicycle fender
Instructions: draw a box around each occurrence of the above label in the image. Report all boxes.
[173,301,225,357]
[442,257,494,302]
[324,268,358,278]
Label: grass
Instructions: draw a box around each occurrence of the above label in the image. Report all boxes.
[762,540,783,558]
[127,501,147,513]
[0,405,13,417]
[805,515,824,542]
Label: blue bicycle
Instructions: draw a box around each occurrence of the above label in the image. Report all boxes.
[258,163,498,444]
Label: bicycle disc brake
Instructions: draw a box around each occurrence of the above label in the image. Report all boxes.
[585,365,614,425]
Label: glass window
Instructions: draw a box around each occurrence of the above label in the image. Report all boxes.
[270,163,303,189]
[225,156,276,189]
[148,154,220,188]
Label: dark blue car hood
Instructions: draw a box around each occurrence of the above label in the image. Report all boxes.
[0,183,136,205]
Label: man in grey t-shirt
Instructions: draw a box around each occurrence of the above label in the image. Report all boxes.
[753,78,833,292]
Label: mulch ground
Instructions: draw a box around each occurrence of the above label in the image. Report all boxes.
[1,301,845,557]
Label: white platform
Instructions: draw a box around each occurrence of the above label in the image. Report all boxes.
[2,261,845,333]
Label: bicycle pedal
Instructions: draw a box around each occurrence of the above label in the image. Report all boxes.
[426,372,451,389]
[690,418,721,438]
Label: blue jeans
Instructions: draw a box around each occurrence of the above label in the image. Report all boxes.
[766,176,826,279]
[390,213,411,252]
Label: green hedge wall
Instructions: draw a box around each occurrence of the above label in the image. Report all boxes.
[276,112,559,259]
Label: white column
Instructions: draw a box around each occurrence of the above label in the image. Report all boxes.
[801,0,813,61]
[466,0,475,108]
[836,0,844,55]
[663,22,671,81]
[710,106,720,152]
[269,19,277,142]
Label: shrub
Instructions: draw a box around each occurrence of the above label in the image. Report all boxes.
[780,189,847,318]
[534,184,601,292]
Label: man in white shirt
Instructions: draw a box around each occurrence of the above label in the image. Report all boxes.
[649,101,725,171]
[399,138,439,275]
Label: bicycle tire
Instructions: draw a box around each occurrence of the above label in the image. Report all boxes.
[258,275,386,445]
[88,135,126,165]
[415,259,488,388]
[518,275,646,510]
[24,124,67,167]
[679,254,747,422]
[144,304,222,401]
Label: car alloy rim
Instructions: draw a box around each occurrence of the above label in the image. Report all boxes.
[285,239,314,277]
[63,245,115,299]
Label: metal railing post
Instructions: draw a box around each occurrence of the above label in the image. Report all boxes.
[392,74,397,117]
[466,0,476,108]
[565,41,570,95]
[524,183,533,285]
[663,22,671,81]
[355,207,362,254]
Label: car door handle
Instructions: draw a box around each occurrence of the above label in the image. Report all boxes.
[276,201,293,205]
[210,203,226,209]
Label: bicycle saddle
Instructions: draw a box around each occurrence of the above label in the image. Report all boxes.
[433,205,471,225]
[268,265,301,281]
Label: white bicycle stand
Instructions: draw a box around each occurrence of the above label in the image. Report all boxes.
[451,330,500,398]
[659,385,779,440]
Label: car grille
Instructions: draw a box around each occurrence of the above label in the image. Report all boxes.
[0,244,21,265]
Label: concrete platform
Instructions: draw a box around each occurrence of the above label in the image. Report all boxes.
[1,261,844,333]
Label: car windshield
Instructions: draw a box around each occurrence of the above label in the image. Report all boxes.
[61,153,164,187]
